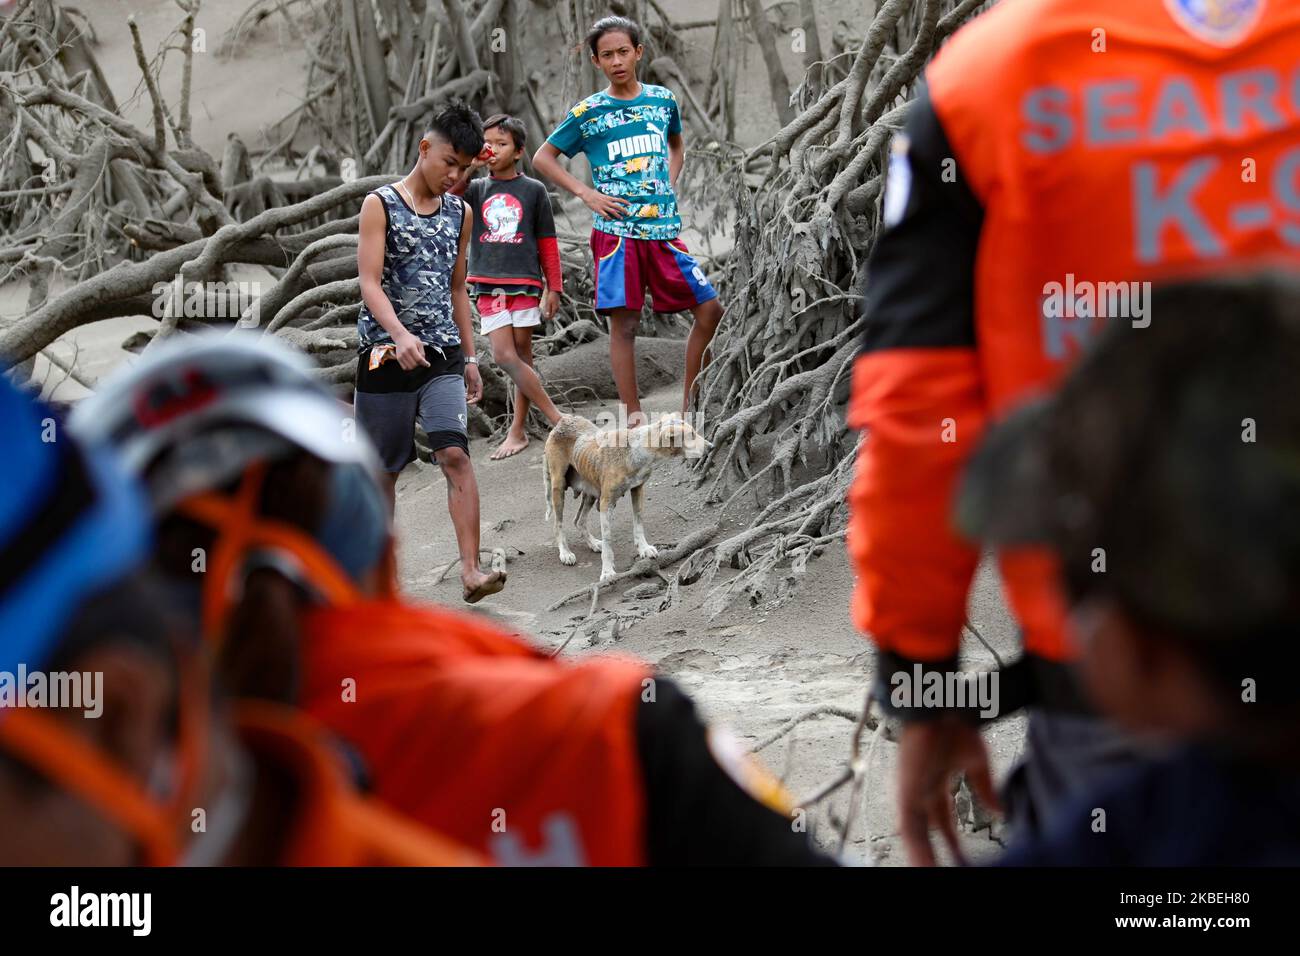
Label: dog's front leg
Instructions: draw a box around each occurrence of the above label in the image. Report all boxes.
[598,493,617,582]
[631,484,659,560]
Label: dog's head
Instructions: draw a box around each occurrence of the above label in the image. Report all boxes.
[551,413,597,444]
[647,415,712,459]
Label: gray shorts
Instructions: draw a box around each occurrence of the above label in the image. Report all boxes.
[354,372,469,473]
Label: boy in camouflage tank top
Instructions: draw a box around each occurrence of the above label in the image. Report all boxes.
[355,101,505,604]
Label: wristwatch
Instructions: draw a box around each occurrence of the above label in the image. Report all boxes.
[465,355,478,365]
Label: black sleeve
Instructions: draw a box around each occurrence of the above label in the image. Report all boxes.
[635,677,837,866]
[861,85,984,354]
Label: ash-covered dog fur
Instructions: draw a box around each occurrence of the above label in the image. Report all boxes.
[544,413,711,582]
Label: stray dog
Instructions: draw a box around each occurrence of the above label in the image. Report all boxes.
[544,414,711,582]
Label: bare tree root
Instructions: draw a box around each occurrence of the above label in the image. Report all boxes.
[546,521,719,612]
[780,692,892,862]
[1,1,376,361]
[676,0,984,615]
[0,169,396,362]
[749,704,896,755]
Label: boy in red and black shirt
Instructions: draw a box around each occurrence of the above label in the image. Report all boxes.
[453,114,564,460]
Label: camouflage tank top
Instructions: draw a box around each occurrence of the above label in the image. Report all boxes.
[357,185,464,352]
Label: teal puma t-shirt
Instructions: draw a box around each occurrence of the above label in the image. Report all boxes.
[546,83,683,241]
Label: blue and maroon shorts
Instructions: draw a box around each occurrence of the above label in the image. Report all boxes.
[590,230,717,314]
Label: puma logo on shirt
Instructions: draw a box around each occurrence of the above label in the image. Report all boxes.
[608,128,665,161]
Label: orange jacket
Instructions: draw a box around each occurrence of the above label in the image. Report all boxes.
[850,0,1300,670]
[236,703,485,865]
[298,600,652,865]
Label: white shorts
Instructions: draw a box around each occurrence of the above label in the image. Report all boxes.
[480,305,542,335]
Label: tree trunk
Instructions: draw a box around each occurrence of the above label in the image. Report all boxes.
[744,0,794,126]
[798,0,824,99]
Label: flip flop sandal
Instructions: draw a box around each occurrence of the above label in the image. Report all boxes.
[463,570,507,604]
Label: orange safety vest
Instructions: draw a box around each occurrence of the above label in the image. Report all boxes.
[236,703,486,866]
[849,0,1300,665]
[297,600,652,866]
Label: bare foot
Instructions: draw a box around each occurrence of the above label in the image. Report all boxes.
[462,568,507,604]
[490,432,530,460]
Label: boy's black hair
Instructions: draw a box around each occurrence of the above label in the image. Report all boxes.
[482,113,527,153]
[425,99,485,158]
[586,15,642,57]
[1024,273,1300,708]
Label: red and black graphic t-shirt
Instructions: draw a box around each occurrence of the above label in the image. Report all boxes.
[463,173,558,297]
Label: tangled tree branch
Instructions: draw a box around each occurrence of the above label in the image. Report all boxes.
[674,0,987,618]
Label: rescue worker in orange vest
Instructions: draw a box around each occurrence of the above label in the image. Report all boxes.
[0,374,481,866]
[71,334,832,866]
[848,0,1300,864]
